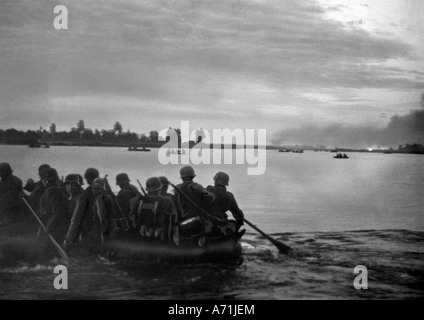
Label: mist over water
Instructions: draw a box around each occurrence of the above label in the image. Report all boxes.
[1,146,423,299]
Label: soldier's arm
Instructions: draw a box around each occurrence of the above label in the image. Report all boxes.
[65,193,88,244]
[191,183,215,202]
[227,192,245,224]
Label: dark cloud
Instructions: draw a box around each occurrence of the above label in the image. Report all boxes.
[0,0,423,135]
[272,94,424,148]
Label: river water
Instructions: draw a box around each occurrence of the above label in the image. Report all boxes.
[0,145,423,299]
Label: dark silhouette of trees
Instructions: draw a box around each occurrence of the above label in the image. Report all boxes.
[0,120,166,146]
[113,121,123,134]
[149,130,159,142]
[77,120,85,132]
[140,134,148,142]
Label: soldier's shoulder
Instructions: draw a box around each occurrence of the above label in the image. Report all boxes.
[11,175,23,187]
[226,190,236,199]
[158,194,174,205]
[191,182,206,190]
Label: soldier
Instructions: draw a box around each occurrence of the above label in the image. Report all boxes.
[131,177,176,242]
[64,174,84,214]
[24,164,50,193]
[174,166,215,221]
[39,168,70,244]
[206,172,245,235]
[173,166,217,240]
[26,164,51,216]
[158,176,173,198]
[64,168,99,248]
[116,173,140,218]
[91,178,115,244]
[0,163,25,224]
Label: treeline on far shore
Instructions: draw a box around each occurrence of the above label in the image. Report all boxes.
[0,120,163,147]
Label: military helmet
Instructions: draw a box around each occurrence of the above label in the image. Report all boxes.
[84,168,99,180]
[146,177,163,193]
[92,178,106,190]
[64,174,83,186]
[180,166,196,179]
[158,176,170,187]
[0,163,13,175]
[42,168,59,181]
[116,173,130,185]
[38,164,50,175]
[214,171,229,186]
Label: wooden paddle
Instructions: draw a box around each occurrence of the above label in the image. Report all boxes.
[243,218,293,255]
[21,197,69,261]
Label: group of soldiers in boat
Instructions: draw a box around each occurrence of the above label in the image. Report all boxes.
[0,162,245,251]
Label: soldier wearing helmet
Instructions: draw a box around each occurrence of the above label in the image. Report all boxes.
[116,173,140,218]
[0,163,25,224]
[24,164,51,193]
[24,164,51,216]
[130,177,176,242]
[38,168,70,245]
[64,168,100,248]
[91,178,114,243]
[206,171,245,232]
[64,174,84,219]
[158,176,173,198]
[84,168,99,185]
[174,166,215,223]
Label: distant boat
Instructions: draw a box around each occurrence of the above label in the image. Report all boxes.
[334,154,349,159]
[28,142,49,148]
[292,149,304,153]
[278,149,290,153]
[166,148,186,155]
[128,146,151,152]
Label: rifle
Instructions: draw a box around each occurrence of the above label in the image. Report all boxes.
[136,179,147,196]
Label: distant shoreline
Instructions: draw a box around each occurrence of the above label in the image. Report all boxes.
[1,141,423,155]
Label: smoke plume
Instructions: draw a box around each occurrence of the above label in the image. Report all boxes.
[272,94,424,148]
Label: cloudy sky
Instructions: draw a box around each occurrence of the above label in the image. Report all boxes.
[0,0,423,147]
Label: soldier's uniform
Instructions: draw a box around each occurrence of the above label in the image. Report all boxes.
[0,163,25,224]
[130,177,176,242]
[26,165,51,216]
[91,178,115,244]
[174,166,215,222]
[206,172,245,236]
[116,173,140,218]
[39,168,70,244]
[65,168,99,246]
